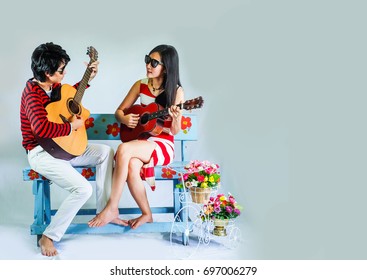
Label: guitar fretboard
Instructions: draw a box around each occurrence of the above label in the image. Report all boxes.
[74,65,94,105]
[147,99,204,121]
[148,108,170,121]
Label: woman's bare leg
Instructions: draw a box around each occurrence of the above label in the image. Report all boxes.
[88,140,156,227]
[126,158,153,229]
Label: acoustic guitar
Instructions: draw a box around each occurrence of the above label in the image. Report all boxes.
[120,96,204,142]
[35,46,97,160]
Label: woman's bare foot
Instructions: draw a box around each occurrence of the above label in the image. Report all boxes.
[39,235,58,257]
[128,214,153,229]
[88,207,119,227]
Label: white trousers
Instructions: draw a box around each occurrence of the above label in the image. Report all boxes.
[28,144,114,242]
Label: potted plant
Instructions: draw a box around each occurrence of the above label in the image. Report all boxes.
[201,193,242,236]
[176,160,221,203]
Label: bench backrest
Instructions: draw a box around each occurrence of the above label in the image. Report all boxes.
[86,114,198,161]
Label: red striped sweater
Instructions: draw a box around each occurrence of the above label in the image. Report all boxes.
[20,79,78,151]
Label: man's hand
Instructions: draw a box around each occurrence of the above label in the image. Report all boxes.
[71,115,84,130]
[87,61,99,82]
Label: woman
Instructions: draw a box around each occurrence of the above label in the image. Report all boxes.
[89,44,184,229]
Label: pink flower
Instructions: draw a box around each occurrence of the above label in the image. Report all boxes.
[200,192,242,220]
[177,160,221,189]
[225,206,233,213]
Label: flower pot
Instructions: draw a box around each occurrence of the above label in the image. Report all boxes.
[189,187,212,204]
[213,219,230,236]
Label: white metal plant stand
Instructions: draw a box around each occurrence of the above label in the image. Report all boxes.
[169,186,242,259]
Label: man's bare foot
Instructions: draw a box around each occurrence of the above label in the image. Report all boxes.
[88,207,119,227]
[39,235,58,257]
[111,217,129,226]
[128,214,153,229]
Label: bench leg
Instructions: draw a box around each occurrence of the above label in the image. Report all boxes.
[31,180,51,245]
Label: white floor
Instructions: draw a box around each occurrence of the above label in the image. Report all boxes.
[0,220,247,260]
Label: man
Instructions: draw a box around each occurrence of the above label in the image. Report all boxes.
[20,42,113,256]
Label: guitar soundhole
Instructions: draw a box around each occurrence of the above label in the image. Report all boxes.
[68,99,81,115]
[141,114,149,125]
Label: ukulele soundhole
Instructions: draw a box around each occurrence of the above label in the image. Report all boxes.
[140,114,149,125]
[67,98,81,115]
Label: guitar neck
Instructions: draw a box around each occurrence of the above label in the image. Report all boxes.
[74,63,94,104]
[148,104,183,121]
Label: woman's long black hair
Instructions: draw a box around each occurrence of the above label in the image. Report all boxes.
[149,44,181,107]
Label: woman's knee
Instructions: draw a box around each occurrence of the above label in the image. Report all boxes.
[115,143,130,159]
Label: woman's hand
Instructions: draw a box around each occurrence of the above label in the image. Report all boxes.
[168,104,182,120]
[169,104,182,135]
[123,113,140,128]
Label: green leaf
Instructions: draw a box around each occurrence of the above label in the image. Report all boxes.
[175,183,184,189]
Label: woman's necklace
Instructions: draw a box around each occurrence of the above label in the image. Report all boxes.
[150,78,163,93]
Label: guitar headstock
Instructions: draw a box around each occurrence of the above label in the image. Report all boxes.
[87,46,98,62]
[183,96,204,110]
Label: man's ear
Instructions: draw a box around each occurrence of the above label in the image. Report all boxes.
[45,72,52,78]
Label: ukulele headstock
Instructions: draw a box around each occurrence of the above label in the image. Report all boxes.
[87,46,98,62]
[183,96,204,110]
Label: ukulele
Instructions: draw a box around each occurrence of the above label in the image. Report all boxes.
[34,46,97,160]
[120,96,204,142]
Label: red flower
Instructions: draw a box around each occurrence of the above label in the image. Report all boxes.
[197,175,205,182]
[181,116,192,130]
[85,117,95,129]
[81,168,95,179]
[28,169,39,180]
[106,123,120,137]
[161,167,177,179]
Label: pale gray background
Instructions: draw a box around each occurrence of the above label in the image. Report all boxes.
[1,0,366,259]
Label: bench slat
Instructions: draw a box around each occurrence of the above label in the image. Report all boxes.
[23,161,188,182]
[31,221,189,235]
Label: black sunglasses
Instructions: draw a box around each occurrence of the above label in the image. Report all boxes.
[145,55,164,68]
[56,65,66,74]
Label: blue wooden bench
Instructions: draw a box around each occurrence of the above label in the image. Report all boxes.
[23,113,198,243]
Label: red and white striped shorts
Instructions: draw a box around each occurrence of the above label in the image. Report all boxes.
[147,136,174,166]
[140,134,174,191]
